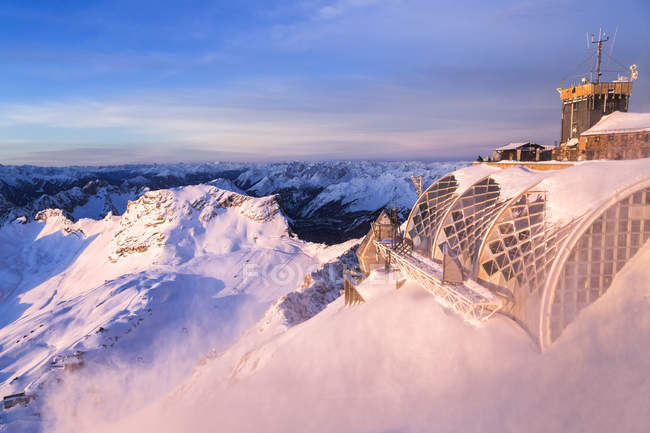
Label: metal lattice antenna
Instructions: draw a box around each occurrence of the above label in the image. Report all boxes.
[591,28,610,84]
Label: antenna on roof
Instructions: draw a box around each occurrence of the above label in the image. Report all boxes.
[591,28,609,84]
[606,25,618,68]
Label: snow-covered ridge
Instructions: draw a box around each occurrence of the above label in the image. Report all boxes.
[0,161,468,243]
[109,186,287,261]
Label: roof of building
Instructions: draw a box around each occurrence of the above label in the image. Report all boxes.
[495,142,553,151]
[582,111,650,136]
[565,137,579,147]
[496,142,530,151]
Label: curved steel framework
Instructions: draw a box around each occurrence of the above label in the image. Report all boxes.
[405,174,459,255]
[539,180,650,348]
[432,177,504,271]
[361,167,650,349]
[475,187,576,341]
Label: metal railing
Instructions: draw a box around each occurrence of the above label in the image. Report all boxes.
[374,240,502,323]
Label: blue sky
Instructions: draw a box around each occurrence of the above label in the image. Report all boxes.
[1,0,649,165]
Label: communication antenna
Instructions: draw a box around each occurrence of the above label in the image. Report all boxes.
[605,25,618,68]
[591,28,609,84]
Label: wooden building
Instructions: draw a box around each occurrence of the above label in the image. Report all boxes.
[559,81,633,144]
[552,30,641,159]
[493,142,554,162]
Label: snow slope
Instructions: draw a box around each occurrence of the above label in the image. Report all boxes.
[0,184,358,432]
[90,241,650,433]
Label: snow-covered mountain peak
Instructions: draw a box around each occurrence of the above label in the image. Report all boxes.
[108,185,290,262]
[34,208,84,239]
[34,208,72,223]
[0,161,467,243]
[184,186,284,224]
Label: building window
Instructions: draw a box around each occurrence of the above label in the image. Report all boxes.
[435,177,503,270]
[405,175,459,255]
[550,186,650,342]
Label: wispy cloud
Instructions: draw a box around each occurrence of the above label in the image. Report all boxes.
[0,75,558,165]
[316,0,381,20]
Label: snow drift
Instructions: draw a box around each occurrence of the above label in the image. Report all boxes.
[81,242,650,433]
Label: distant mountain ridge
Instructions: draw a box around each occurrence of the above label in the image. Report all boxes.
[0,161,466,243]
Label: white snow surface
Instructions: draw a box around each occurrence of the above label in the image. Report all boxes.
[581,111,650,135]
[495,141,531,150]
[73,240,650,433]
[452,159,650,226]
[536,158,650,224]
[0,184,354,432]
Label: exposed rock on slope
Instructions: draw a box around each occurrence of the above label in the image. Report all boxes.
[261,245,360,329]
[108,187,288,261]
[109,190,175,260]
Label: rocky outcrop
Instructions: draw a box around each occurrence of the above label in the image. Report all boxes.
[108,186,289,261]
[109,190,175,261]
[259,246,360,329]
[34,208,85,237]
[187,187,284,224]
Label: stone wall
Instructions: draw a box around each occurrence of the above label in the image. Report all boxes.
[581,132,650,160]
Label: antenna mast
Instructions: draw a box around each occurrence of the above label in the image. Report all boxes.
[591,28,609,83]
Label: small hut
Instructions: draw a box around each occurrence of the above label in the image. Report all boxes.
[493,141,554,162]
[356,210,396,276]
